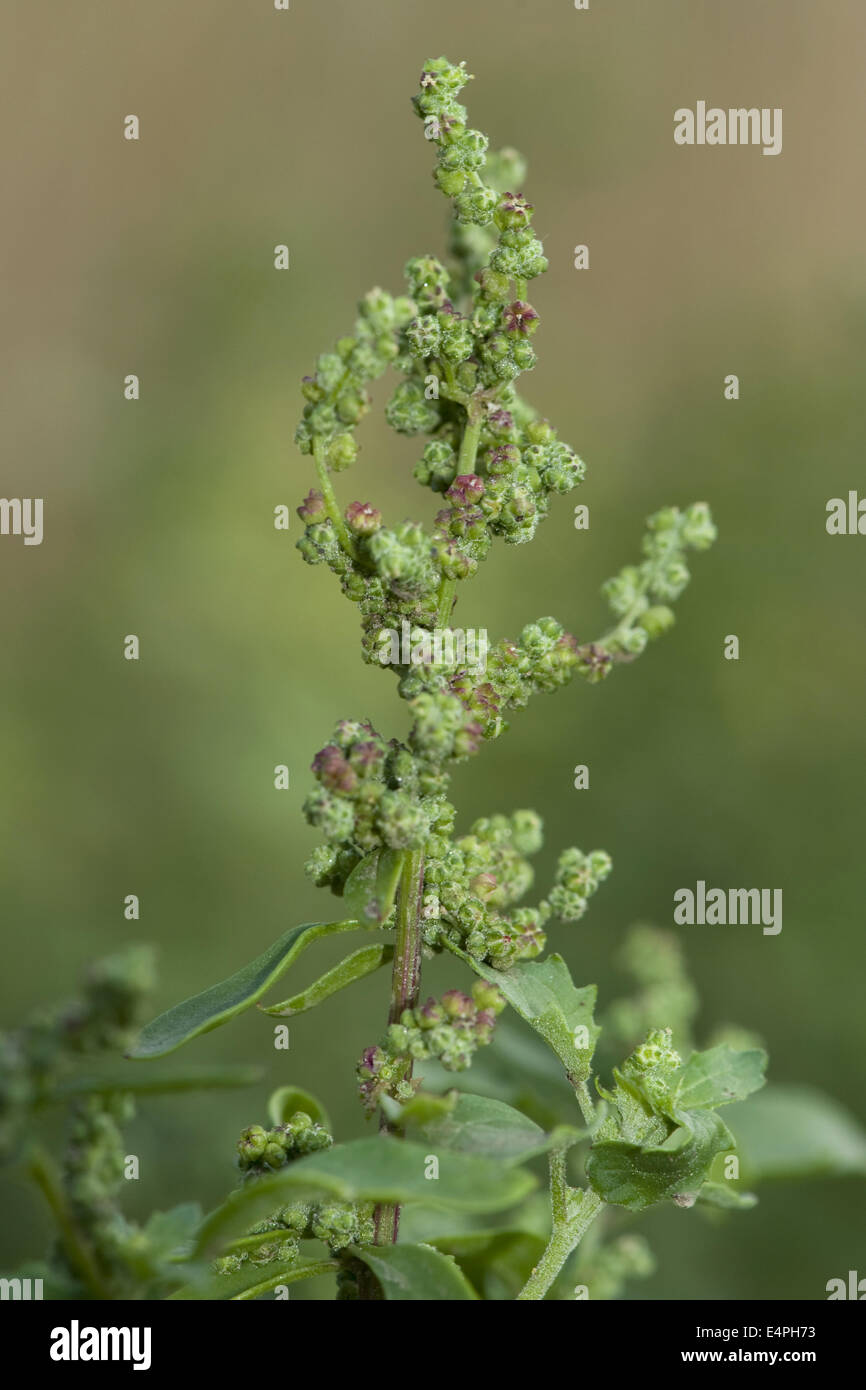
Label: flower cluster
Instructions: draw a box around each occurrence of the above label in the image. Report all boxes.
[224,1197,376,1261]
[222,1110,375,1259]
[600,504,718,657]
[303,720,455,891]
[423,810,611,969]
[615,1027,684,1112]
[236,1111,332,1175]
[357,980,506,1112]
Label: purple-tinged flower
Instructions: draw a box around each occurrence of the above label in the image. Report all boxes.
[297,489,328,523]
[503,300,539,335]
[345,500,382,535]
[446,473,485,506]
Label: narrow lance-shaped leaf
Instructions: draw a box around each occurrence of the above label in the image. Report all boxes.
[194,1137,536,1257]
[351,1242,478,1301]
[127,920,361,1060]
[170,1256,338,1302]
[52,1065,263,1101]
[260,943,392,1017]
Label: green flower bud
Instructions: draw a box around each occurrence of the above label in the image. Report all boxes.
[327,433,358,471]
[639,605,676,638]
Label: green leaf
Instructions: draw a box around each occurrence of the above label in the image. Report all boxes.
[170,1256,337,1301]
[725,1085,866,1182]
[53,1064,263,1100]
[410,1092,578,1165]
[141,1203,202,1260]
[696,1181,758,1211]
[126,920,360,1059]
[586,1109,734,1211]
[380,1090,458,1126]
[342,849,403,925]
[259,943,392,1017]
[455,949,600,1087]
[194,1137,536,1256]
[351,1242,478,1300]
[670,1045,767,1114]
[267,1085,330,1130]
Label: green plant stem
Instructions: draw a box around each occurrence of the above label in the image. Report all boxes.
[516,1183,604,1301]
[372,847,425,1249]
[434,400,484,628]
[436,576,456,626]
[26,1143,109,1300]
[599,575,651,650]
[575,1080,596,1127]
[313,439,357,559]
[457,401,483,475]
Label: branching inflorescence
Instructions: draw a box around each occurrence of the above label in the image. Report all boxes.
[6,57,782,1305]
[292,55,717,1117]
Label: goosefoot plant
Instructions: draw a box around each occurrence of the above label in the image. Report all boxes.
[122,56,769,1301]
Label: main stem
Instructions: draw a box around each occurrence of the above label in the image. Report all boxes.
[372,846,425,1247]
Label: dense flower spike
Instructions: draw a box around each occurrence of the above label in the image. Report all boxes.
[293,58,714,993]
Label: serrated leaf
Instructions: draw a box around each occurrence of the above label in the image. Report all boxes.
[342,849,403,925]
[411,1093,579,1165]
[267,1085,330,1130]
[260,942,392,1017]
[670,1045,767,1114]
[726,1085,866,1182]
[456,949,600,1087]
[126,920,360,1059]
[586,1109,734,1211]
[352,1242,478,1300]
[194,1137,536,1257]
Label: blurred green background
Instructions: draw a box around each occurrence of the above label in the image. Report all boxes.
[1,0,864,1298]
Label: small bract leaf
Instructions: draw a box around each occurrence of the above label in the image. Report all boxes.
[126,920,360,1059]
[380,1090,458,1126]
[352,1242,479,1300]
[342,849,403,925]
[267,1085,330,1130]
